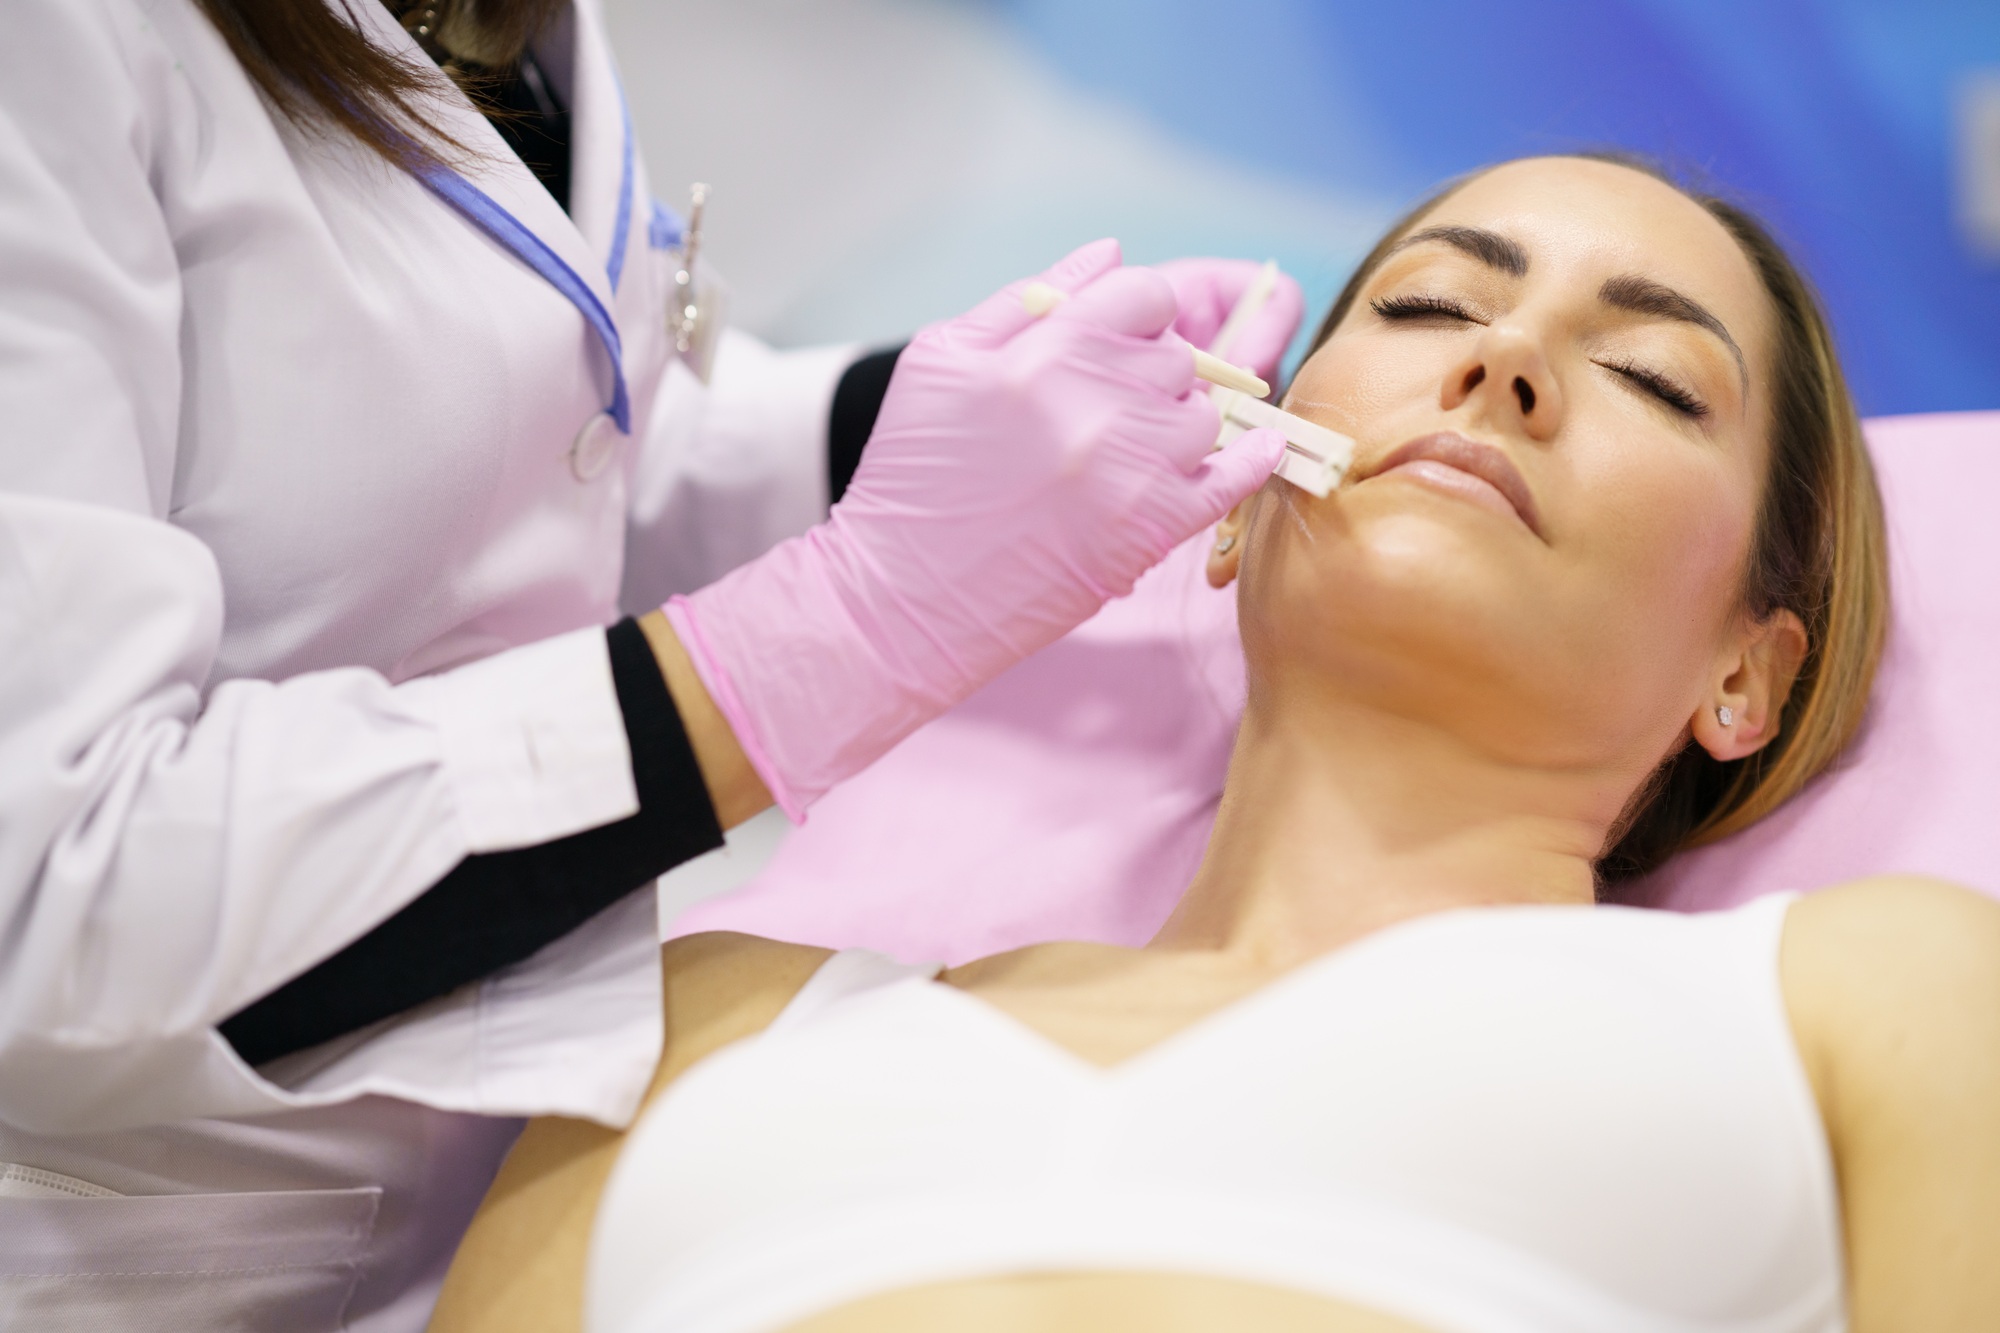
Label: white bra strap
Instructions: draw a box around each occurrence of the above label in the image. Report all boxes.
[763,949,942,1039]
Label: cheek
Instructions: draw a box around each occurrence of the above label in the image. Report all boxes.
[1287,334,1449,436]
[1234,475,1568,757]
[1286,449,1751,765]
[1575,443,1750,609]
[1553,430,1759,701]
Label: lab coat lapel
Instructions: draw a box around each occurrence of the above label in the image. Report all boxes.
[348,0,616,318]
[565,0,637,294]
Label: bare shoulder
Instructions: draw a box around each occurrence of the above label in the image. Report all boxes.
[1779,876,2000,1333]
[656,931,836,1086]
[1783,876,2000,1039]
[1782,875,2000,1104]
[428,933,831,1333]
[1784,871,2000,939]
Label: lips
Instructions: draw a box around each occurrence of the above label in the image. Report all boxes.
[1361,432,1543,537]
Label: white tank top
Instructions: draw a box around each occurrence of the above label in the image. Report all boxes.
[590,895,1844,1333]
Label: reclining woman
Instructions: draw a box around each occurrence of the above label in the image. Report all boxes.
[430,155,2000,1333]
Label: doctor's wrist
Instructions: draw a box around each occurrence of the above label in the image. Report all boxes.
[638,608,774,829]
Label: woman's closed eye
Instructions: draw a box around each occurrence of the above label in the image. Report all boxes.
[1371,290,1711,421]
[1596,358,1709,419]
[1370,293,1484,324]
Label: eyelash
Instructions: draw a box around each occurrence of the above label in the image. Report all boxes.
[1370,293,1477,323]
[1598,359,1709,419]
[1370,293,1710,420]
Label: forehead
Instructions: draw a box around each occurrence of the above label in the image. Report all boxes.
[1406,157,1770,355]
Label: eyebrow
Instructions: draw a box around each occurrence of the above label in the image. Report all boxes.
[1390,225,1528,277]
[1597,273,1747,391]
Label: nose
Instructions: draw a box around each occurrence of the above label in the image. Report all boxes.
[1440,321,1563,441]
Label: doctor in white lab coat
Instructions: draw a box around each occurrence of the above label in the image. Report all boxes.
[0,0,1296,1327]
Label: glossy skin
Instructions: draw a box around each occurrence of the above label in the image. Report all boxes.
[429,160,2000,1333]
[1223,156,1797,824]
[1150,155,1806,970]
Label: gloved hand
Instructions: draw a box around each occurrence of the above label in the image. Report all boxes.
[1154,257,1307,386]
[665,239,1284,817]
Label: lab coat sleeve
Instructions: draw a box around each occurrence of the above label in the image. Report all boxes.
[0,496,653,1134]
[0,2,656,1134]
[619,328,860,611]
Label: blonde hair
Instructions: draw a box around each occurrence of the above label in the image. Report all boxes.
[1300,154,1889,890]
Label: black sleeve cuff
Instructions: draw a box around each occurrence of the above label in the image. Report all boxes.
[827,345,904,505]
[219,619,725,1066]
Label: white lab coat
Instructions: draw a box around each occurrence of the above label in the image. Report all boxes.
[0,0,850,1326]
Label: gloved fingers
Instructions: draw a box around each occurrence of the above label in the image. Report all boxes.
[1043,374,1214,489]
[946,238,1124,348]
[1224,272,1306,384]
[1044,264,1179,340]
[1135,390,1224,474]
[1182,427,1286,524]
[1042,236,1125,293]
[1045,321,1201,399]
[1153,257,1262,348]
[1154,258,1307,383]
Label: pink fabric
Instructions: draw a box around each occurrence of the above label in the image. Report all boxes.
[1634,412,2000,909]
[674,412,2000,960]
[669,534,1242,961]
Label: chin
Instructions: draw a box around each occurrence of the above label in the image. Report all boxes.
[1293,493,1542,630]
[1242,498,1577,743]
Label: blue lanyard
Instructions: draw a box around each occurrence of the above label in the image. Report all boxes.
[414,97,638,434]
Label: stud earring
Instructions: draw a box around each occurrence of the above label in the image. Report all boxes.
[1214,534,1237,555]
[1716,705,1734,727]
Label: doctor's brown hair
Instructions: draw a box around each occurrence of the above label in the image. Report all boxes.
[194,0,563,169]
[1301,154,1888,895]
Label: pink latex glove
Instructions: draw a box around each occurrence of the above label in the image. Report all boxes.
[666,239,1284,818]
[1154,257,1308,386]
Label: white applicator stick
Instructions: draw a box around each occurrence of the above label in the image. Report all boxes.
[1205,259,1280,365]
[1199,259,1352,497]
[1212,387,1350,498]
[1020,282,1270,398]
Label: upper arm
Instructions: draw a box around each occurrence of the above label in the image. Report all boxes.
[428,932,833,1333]
[1782,877,2000,1332]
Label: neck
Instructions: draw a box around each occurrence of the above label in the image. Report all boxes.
[1154,691,1613,968]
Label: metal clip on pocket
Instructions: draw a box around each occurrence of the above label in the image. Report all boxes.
[668,183,730,384]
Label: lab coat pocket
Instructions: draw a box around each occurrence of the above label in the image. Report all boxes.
[0,1184,381,1332]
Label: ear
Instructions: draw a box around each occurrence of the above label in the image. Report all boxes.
[1205,499,1251,588]
[1690,608,1809,762]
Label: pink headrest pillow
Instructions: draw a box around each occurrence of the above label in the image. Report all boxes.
[673,412,2000,962]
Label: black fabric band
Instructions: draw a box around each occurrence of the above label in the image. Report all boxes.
[220,619,724,1066]
[827,345,904,504]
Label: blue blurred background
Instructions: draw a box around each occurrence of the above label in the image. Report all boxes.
[609,0,2000,416]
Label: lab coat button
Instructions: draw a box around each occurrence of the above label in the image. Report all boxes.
[570,412,621,481]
